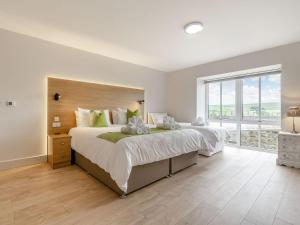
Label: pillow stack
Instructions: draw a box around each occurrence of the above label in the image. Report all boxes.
[75,108,110,127]
[112,108,141,125]
[75,108,141,127]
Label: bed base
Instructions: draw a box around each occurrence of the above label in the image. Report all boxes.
[170,151,198,174]
[73,150,198,196]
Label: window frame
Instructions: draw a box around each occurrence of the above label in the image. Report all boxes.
[205,72,281,151]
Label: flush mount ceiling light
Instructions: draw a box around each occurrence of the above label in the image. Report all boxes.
[184,22,204,35]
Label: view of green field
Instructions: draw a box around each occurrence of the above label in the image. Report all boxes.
[209,102,280,151]
[209,102,280,120]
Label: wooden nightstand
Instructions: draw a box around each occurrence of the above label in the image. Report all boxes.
[48,134,71,169]
[277,131,300,168]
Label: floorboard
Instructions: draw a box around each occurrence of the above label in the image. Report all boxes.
[0,147,299,225]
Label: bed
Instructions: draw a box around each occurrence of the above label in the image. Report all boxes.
[69,126,205,196]
[148,112,229,156]
[47,78,208,197]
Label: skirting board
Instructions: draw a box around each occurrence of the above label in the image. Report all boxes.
[0,155,47,171]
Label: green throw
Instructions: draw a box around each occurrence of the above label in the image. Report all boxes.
[97,128,170,143]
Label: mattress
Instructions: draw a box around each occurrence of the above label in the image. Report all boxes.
[69,125,205,192]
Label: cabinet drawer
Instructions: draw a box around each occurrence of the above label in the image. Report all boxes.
[279,135,300,152]
[53,138,71,153]
[53,151,71,163]
[279,135,300,142]
[279,151,299,161]
[279,144,298,153]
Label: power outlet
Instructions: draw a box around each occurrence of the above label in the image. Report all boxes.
[52,122,61,128]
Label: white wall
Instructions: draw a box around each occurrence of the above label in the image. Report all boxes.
[0,29,167,166]
[167,42,300,132]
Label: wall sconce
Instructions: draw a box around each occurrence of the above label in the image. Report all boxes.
[137,100,144,105]
[54,93,61,101]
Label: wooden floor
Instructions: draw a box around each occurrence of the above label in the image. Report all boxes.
[1,147,300,225]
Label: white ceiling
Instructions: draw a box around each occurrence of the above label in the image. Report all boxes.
[0,0,300,72]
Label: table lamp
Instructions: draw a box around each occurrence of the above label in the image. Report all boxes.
[287,106,300,133]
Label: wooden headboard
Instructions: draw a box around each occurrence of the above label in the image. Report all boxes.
[47,77,144,135]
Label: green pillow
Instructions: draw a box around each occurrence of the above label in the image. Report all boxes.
[93,112,108,127]
[127,109,140,120]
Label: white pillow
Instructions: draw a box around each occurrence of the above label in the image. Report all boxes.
[117,111,127,125]
[149,113,168,125]
[77,108,91,127]
[112,110,118,124]
[112,108,127,125]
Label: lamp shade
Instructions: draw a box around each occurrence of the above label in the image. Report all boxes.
[287,106,300,117]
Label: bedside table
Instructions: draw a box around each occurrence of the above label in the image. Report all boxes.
[277,131,300,168]
[48,134,71,169]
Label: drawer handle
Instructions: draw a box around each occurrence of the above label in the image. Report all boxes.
[61,142,65,145]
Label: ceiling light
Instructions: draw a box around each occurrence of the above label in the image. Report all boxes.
[184,22,204,35]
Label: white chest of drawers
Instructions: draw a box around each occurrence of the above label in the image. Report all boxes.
[277,131,300,168]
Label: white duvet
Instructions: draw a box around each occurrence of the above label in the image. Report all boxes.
[179,123,230,156]
[69,126,206,192]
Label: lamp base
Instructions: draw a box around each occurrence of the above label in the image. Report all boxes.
[291,117,298,134]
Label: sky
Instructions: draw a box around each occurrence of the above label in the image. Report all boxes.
[209,74,281,105]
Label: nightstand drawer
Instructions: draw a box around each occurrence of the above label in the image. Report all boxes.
[53,151,71,163]
[278,143,299,153]
[53,138,71,153]
[53,138,71,148]
[279,151,298,161]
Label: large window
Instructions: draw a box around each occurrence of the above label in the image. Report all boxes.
[205,71,281,152]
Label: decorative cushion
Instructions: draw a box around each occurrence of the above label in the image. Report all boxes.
[127,109,140,120]
[90,109,111,126]
[93,111,108,127]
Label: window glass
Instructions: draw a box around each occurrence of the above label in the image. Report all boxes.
[222,80,236,120]
[242,77,259,121]
[208,82,220,120]
[261,74,281,121]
